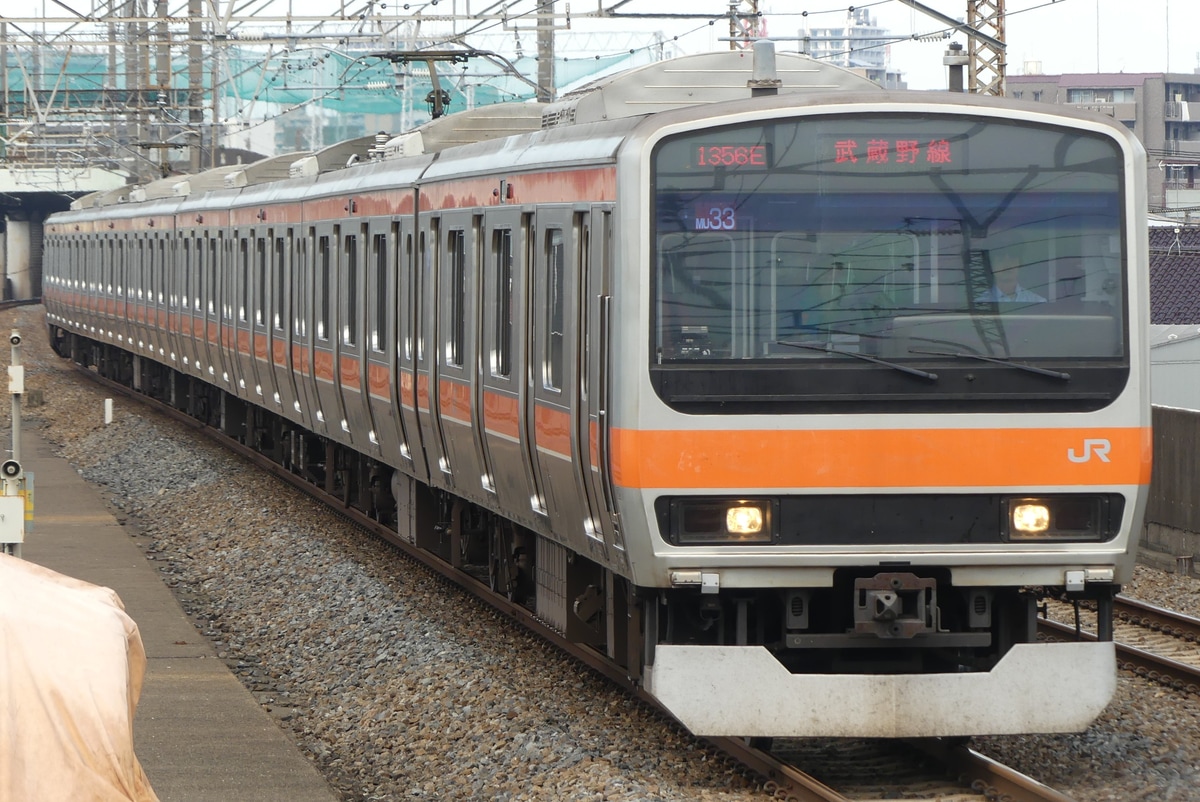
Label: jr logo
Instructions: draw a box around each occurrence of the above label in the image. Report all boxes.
[1068,438,1112,463]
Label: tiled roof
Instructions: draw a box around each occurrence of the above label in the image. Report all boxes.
[1150,227,1200,324]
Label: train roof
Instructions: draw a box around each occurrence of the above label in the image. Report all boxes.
[540,49,880,127]
[378,102,548,161]
[69,49,878,212]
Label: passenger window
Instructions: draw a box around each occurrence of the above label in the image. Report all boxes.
[317,235,331,341]
[371,233,387,352]
[493,228,513,379]
[448,229,466,368]
[544,228,565,391]
[273,237,286,331]
[344,233,357,346]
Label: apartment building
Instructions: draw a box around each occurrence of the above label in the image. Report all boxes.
[1010,72,1200,215]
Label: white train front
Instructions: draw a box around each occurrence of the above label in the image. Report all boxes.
[43,50,1152,739]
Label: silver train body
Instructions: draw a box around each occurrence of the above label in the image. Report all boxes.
[43,51,1152,738]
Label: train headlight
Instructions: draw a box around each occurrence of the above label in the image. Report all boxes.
[667,499,775,545]
[1002,496,1110,542]
[727,505,764,536]
[1012,503,1050,534]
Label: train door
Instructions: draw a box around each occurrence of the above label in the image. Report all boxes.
[180,231,201,379]
[217,232,239,394]
[196,232,212,379]
[528,208,585,546]
[131,236,148,355]
[143,234,155,359]
[77,236,87,324]
[248,230,275,411]
[335,224,364,448]
[433,213,485,498]
[479,208,534,525]
[575,208,622,563]
[310,225,346,439]
[166,234,184,375]
[95,235,110,333]
[113,236,125,338]
[414,214,452,490]
[223,232,247,397]
[215,231,230,390]
[308,227,332,436]
[291,227,320,434]
[109,237,119,335]
[268,229,301,423]
[364,218,401,467]
[117,236,132,347]
[177,233,190,374]
[156,235,169,352]
[396,215,429,483]
[157,235,172,360]
[200,232,221,383]
[142,235,158,357]
[129,236,142,350]
[83,235,95,332]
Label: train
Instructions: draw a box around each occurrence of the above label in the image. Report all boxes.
[42,46,1152,739]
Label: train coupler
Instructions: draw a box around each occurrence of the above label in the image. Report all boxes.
[853,572,938,639]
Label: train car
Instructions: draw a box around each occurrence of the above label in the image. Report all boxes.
[43,47,1152,739]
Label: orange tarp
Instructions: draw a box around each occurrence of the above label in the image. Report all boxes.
[0,554,158,802]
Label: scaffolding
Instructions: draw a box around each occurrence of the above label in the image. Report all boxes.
[0,0,733,185]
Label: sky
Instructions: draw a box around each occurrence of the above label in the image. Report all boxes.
[852,0,1200,89]
[558,0,1200,91]
[60,0,1189,96]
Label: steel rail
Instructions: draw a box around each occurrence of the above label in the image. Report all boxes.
[907,738,1078,802]
[1115,595,1200,642]
[1039,617,1200,694]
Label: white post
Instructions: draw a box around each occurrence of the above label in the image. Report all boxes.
[2,329,22,556]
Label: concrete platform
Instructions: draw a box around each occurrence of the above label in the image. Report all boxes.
[18,430,340,802]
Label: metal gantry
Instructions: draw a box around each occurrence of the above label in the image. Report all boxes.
[967,0,1006,96]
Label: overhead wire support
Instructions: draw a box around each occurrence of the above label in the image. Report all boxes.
[368,49,489,118]
[897,0,1006,96]
[966,0,1005,97]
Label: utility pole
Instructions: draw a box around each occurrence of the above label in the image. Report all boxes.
[537,0,556,102]
[188,0,203,173]
[155,0,171,177]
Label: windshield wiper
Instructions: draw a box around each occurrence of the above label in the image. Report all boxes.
[908,347,1071,381]
[775,340,939,381]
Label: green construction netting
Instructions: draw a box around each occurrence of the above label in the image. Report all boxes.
[3,46,636,116]
[223,47,636,113]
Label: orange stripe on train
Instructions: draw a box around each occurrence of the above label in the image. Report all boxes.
[610,427,1152,490]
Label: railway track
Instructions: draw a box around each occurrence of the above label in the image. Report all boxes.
[767,737,1076,801]
[72,361,1079,802]
[1042,596,1200,694]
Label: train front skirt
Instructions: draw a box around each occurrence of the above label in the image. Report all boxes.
[646,641,1115,737]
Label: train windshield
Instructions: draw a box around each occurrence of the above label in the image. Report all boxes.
[650,113,1129,411]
